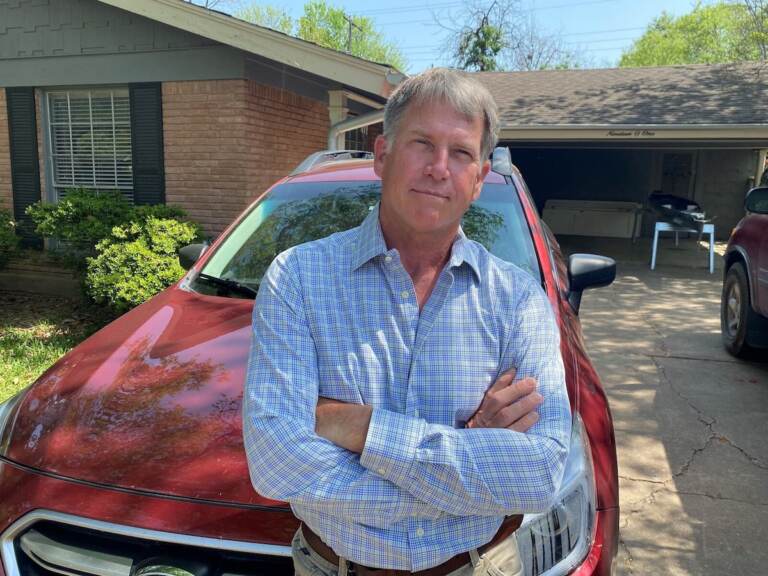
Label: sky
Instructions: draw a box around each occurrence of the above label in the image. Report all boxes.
[226,0,719,72]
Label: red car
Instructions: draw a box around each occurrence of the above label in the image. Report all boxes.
[721,186,768,358]
[0,149,618,576]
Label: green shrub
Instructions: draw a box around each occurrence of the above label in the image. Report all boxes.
[85,217,201,313]
[26,189,196,271]
[0,209,19,269]
[26,188,132,246]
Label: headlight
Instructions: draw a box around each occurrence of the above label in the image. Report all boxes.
[0,391,25,456]
[517,412,597,576]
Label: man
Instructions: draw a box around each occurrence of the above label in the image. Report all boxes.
[243,68,571,576]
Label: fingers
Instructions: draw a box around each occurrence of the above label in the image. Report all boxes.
[486,367,517,394]
[482,377,537,420]
[468,374,544,430]
[508,411,540,433]
[494,389,543,428]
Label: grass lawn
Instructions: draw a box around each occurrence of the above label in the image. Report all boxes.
[0,291,115,402]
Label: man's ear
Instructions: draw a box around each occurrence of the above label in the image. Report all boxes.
[472,160,491,201]
[373,135,388,177]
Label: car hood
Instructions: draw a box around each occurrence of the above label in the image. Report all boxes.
[4,287,285,508]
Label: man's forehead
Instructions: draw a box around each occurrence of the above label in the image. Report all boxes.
[396,103,484,147]
[405,98,482,125]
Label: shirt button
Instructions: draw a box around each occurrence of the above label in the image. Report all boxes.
[384,255,392,263]
[378,468,386,475]
[401,290,409,299]
[416,527,425,537]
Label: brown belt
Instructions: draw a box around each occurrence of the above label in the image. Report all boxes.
[301,515,523,576]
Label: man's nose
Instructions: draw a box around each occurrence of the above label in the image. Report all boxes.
[425,148,449,179]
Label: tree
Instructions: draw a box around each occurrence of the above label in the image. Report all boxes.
[440,0,583,71]
[235,5,292,34]
[454,2,507,71]
[619,2,764,67]
[503,15,584,71]
[742,0,768,59]
[235,1,406,70]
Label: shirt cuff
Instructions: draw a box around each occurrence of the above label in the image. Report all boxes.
[361,408,427,488]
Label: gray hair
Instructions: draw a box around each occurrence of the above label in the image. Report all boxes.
[383,68,499,161]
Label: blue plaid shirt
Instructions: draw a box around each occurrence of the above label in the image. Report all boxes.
[243,206,571,571]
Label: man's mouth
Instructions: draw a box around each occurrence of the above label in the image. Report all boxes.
[412,188,448,199]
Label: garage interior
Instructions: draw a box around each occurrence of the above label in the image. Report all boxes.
[506,144,765,241]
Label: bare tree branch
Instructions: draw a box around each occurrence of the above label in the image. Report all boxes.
[436,0,584,71]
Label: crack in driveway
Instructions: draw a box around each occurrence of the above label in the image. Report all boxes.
[596,280,768,572]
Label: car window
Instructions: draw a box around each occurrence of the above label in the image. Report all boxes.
[195,180,541,296]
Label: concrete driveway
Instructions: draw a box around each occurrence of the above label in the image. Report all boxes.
[576,258,768,575]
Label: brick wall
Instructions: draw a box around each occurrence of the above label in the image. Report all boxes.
[163,79,329,236]
[0,89,12,213]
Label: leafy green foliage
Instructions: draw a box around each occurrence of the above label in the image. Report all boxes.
[26,188,131,246]
[25,190,195,271]
[235,4,293,33]
[620,2,763,67]
[457,22,505,71]
[86,217,201,313]
[235,1,406,70]
[0,209,19,270]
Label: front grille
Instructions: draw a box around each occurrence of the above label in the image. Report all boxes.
[3,512,293,576]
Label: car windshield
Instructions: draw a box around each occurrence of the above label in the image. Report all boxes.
[193,180,541,297]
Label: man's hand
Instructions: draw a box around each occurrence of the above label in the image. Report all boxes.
[466,368,543,432]
[315,398,372,454]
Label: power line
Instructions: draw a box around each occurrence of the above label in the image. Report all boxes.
[565,35,638,45]
[561,26,645,37]
[357,0,623,18]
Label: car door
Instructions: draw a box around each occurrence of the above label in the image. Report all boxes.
[756,214,768,316]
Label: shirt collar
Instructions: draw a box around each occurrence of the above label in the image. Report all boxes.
[351,204,482,284]
[351,204,388,271]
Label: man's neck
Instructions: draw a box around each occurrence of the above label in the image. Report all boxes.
[378,214,457,309]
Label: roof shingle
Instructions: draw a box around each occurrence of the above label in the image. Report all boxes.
[476,62,768,126]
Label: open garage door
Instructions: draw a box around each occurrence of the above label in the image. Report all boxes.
[505,144,766,240]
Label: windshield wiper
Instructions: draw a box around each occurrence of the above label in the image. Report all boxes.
[196,273,258,299]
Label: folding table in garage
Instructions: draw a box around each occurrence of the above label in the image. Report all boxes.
[650,221,715,274]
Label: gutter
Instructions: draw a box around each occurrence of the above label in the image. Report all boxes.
[499,123,768,142]
[328,109,385,150]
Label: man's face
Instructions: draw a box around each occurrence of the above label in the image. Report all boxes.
[373,100,491,240]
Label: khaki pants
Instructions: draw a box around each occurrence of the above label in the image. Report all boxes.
[291,526,524,576]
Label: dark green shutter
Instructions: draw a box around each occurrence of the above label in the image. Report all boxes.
[129,83,165,205]
[6,87,42,248]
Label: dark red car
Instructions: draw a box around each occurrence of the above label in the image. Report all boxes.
[721,186,768,358]
[0,149,618,576]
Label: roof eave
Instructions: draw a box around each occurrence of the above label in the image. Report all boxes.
[97,0,403,98]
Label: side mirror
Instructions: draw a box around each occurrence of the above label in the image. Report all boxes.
[568,254,616,313]
[178,243,208,270]
[745,186,768,214]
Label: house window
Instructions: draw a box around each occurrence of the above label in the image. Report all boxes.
[46,88,133,202]
[344,123,368,151]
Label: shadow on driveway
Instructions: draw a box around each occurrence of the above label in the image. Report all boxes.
[575,257,767,575]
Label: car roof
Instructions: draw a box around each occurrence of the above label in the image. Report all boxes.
[287,158,507,184]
